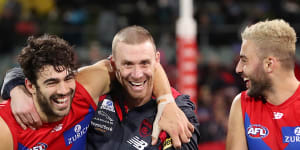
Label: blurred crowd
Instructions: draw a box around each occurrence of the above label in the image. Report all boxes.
[1,0,300,148]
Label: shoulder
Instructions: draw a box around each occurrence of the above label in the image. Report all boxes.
[232,93,242,106]
[0,116,14,150]
[229,93,243,116]
[72,81,97,110]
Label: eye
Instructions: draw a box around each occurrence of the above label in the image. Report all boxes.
[65,74,75,81]
[123,62,133,69]
[46,81,58,87]
[141,60,150,66]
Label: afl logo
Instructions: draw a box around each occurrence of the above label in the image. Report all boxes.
[247,124,269,138]
[31,142,48,150]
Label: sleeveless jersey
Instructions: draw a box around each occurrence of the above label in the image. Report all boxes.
[0,81,97,150]
[241,86,300,150]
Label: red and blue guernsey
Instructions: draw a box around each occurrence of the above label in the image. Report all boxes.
[241,86,300,150]
[0,81,97,150]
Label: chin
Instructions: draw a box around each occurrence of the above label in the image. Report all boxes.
[56,108,71,117]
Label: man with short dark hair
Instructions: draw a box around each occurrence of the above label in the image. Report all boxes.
[0,33,194,149]
[86,25,200,150]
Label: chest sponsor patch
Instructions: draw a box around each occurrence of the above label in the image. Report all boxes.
[282,126,300,143]
[247,124,269,138]
[100,99,115,112]
[139,119,152,137]
[63,106,94,148]
[90,106,116,133]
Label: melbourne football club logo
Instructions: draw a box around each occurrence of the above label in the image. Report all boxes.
[247,124,269,138]
[139,119,152,137]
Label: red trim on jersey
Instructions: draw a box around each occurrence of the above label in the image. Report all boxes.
[114,100,123,121]
[171,87,181,99]
[158,131,168,150]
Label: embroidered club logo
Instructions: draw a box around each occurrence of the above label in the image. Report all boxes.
[247,124,269,138]
[139,119,152,137]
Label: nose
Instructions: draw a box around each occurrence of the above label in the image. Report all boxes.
[235,60,242,74]
[56,82,69,94]
[131,65,143,79]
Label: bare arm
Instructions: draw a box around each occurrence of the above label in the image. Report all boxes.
[76,59,112,104]
[151,63,195,149]
[226,93,248,150]
[0,117,14,150]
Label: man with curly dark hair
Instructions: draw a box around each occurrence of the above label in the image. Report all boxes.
[0,33,194,149]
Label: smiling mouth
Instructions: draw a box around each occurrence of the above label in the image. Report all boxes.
[129,81,146,86]
[53,97,68,104]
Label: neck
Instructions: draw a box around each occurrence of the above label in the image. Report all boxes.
[123,92,152,110]
[264,73,299,105]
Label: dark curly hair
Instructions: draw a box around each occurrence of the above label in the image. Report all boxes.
[18,34,77,85]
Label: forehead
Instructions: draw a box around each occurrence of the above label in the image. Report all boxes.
[114,41,156,61]
[240,39,259,59]
[37,65,69,81]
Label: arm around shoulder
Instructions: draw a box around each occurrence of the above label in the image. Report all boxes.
[0,116,14,150]
[76,59,113,104]
[226,93,247,150]
[176,95,200,150]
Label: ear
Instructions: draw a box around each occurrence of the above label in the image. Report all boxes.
[155,51,160,63]
[110,56,116,71]
[264,56,276,73]
[25,78,36,95]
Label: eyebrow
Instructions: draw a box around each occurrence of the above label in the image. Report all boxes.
[43,78,59,84]
[43,73,74,84]
[239,55,247,59]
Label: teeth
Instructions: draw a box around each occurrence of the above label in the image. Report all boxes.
[56,98,67,103]
[131,82,143,86]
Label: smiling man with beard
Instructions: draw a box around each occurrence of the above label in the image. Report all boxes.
[0,34,194,150]
[226,19,300,150]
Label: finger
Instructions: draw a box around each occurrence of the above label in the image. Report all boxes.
[25,113,34,125]
[19,114,30,127]
[15,115,27,130]
[184,125,193,139]
[151,117,161,145]
[179,128,190,144]
[31,112,42,127]
[170,134,181,149]
[151,137,158,146]
[187,121,194,133]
